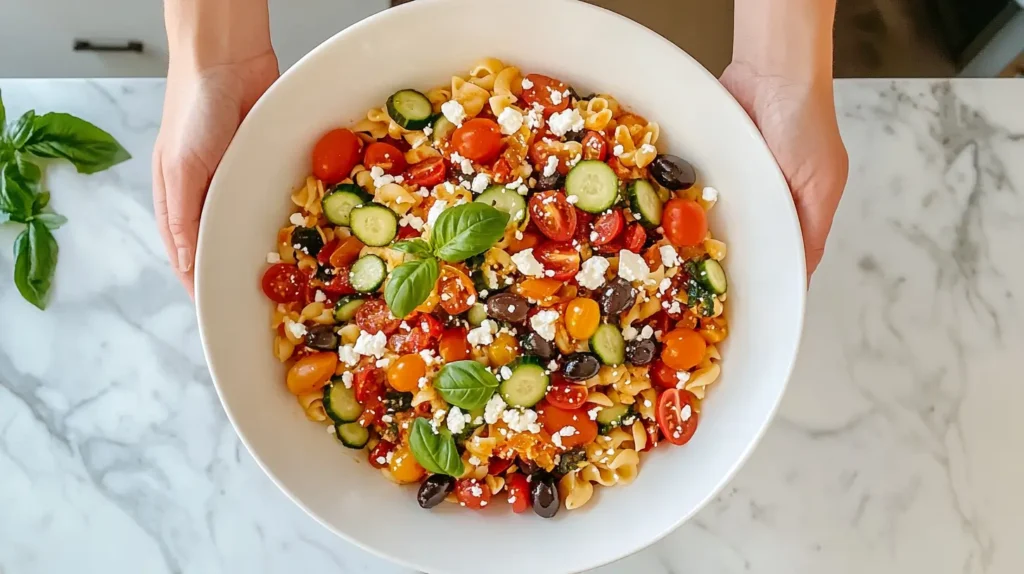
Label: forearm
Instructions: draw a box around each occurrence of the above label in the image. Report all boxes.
[165,0,273,69]
[732,0,837,84]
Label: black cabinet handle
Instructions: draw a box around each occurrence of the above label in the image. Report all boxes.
[73,40,144,53]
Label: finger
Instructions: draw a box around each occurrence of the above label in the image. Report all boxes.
[163,149,210,296]
[152,148,193,295]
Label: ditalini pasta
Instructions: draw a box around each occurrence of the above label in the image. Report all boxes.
[258,59,730,517]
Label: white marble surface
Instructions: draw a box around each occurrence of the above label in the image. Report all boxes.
[1,79,1022,574]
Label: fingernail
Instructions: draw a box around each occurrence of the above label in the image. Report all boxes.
[177,247,193,272]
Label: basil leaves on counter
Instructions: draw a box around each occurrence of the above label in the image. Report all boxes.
[433,360,499,411]
[409,417,465,477]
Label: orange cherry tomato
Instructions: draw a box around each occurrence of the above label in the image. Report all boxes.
[387,354,427,393]
[661,328,706,371]
[364,142,407,175]
[389,445,426,484]
[438,328,471,362]
[529,191,577,242]
[505,473,531,513]
[518,278,562,300]
[507,229,540,254]
[438,265,477,315]
[662,199,708,247]
[312,128,362,185]
[286,351,338,395]
[545,383,588,411]
[520,74,571,116]
[455,477,492,510]
[328,235,365,267]
[487,332,520,367]
[536,402,598,449]
[657,389,699,446]
[451,118,503,163]
[564,298,600,339]
[404,156,447,187]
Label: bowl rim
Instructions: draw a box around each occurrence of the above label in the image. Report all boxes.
[195,0,806,571]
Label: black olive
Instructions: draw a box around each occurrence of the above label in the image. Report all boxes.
[535,171,565,191]
[521,332,557,361]
[417,475,455,509]
[383,391,413,413]
[564,129,584,143]
[597,278,636,316]
[563,352,601,381]
[530,473,559,518]
[314,264,334,282]
[517,457,541,475]
[304,324,339,351]
[649,154,697,191]
[486,292,529,323]
[626,338,657,366]
[290,226,324,257]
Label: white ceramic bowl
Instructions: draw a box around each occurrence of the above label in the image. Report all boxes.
[195,0,805,572]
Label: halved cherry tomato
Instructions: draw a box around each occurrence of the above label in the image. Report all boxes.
[452,118,503,163]
[508,229,540,254]
[518,278,563,300]
[319,265,356,296]
[662,198,708,247]
[317,238,339,266]
[390,445,426,484]
[487,332,519,367]
[389,329,431,355]
[438,328,471,362]
[505,473,531,514]
[581,131,608,161]
[404,156,447,188]
[529,191,577,242]
[658,388,699,446]
[397,225,422,240]
[261,263,304,303]
[364,142,407,175]
[573,208,594,242]
[642,420,661,452]
[491,157,513,184]
[536,402,598,448]
[455,477,492,509]
[312,128,362,185]
[328,235,365,267]
[286,351,338,395]
[650,359,681,389]
[438,265,477,314]
[416,314,443,339]
[368,440,396,469]
[355,299,400,335]
[487,457,513,476]
[545,383,588,411]
[623,223,646,253]
[643,243,663,269]
[661,328,707,371]
[528,139,574,175]
[520,74,570,115]
[591,210,625,246]
[353,365,385,403]
[533,241,581,281]
[387,354,427,393]
[564,297,601,339]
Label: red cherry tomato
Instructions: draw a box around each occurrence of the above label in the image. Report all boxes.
[317,238,339,266]
[312,129,362,185]
[451,118,503,163]
[389,329,432,355]
[404,156,446,188]
[261,263,304,303]
[545,383,588,411]
[491,157,513,184]
[368,440,396,469]
[437,265,477,315]
[397,225,422,240]
[623,223,646,253]
[318,265,356,296]
[364,142,407,175]
[533,241,581,281]
[590,210,625,246]
[455,478,492,510]
[650,359,681,389]
[573,208,594,242]
[662,198,708,247]
[328,235,365,268]
[355,299,401,335]
[505,473,531,514]
[657,388,700,446]
[353,365,385,404]
[487,456,513,476]
[529,191,577,242]
[581,131,608,161]
[642,420,660,452]
[536,402,598,448]
[438,328,471,363]
[416,314,443,339]
[520,74,570,116]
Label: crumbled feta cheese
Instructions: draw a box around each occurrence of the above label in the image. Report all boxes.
[370,165,396,189]
[521,77,534,89]
[289,213,305,227]
[353,330,388,359]
[702,186,719,202]
[680,404,692,421]
[511,248,545,277]
[394,175,405,184]
[613,144,625,157]
[552,433,563,449]
[639,143,657,156]
[525,105,545,130]
[668,300,682,314]
[285,320,307,339]
[676,370,691,388]
[418,376,429,388]
[446,406,472,435]
[399,212,425,231]
[659,245,680,268]
[566,194,579,204]
[313,289,327,303]
[514,230,524,241]
[542,155,559,177]
[375,357,390,368]
[547,108,584,137]
[575,255,610,290]
[441,99,466,126]
[639,325,654,340]
[587,406,602,420]
[549,89,563,106]
[499,366,513,380]
[497,107,524,135]
[381,414,393,424]
[440,293,452,302]
[544,270,555,277]
[567,154,582,168]
[423,125,433,137]
[338,345,359,366]
[426,199,448,228]
[450,152,474,175]
[484,393,507,424]
[622,325,639,341]
[340,371,354,388]
[419,348,440,365]
[471,173,491,193]
[530,310,559,341]
[468,455,481,466]
[547,360,558,371]
[466,295,476,306]
[617,249,651,283]
[266,252,281,264]
[467,319,498,346]
[658,278,672,294]
[502,408,541,433]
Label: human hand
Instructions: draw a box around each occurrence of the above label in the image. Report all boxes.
[719,61,849,277]
[153,52,279,295]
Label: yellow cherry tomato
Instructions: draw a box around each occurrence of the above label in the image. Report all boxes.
[565,297,601,340]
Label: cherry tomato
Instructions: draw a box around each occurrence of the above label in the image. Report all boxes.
[564,298,601,339]
[328,235,365,267]
[438,265,477,315]
[389,329,432,355]
[491,157,513,184]
[505,473,531,514]
[573,208,594,243]
[581,131,608,161]
[389,445,426,484]
[397,225,422,240]
[590,210,625,246]
[438,328,471,362]
[318,265,356,296]
[312,128,362,185]
[487,332,520,367]
[387,354,427,393]
[364,142,407,175]
[533,241,581,281]
[662,198,708,247]
[623,223,646,253]
[353,365,386,403]
[643,243,663,269]
[368,440,396,469]
[642,420,660,452]
[657,389,700,446]
[487,457,513,476]
[404,156,446,188]
[529,191,577,242]
[520,74,571,116]
[455,478,493,510]
[661,328,707,371]
[537,402,598,448]
[518,278,563,300]
[545,383,588,411]
[451,118,503,163]
[317,238,339,266]
[528,139,574,175]
[261,263,304,303]
[650,359,681,388]
[355,299,401,335]
[508,229,540,254]
[416,314,443,339]
[286,351,338,395]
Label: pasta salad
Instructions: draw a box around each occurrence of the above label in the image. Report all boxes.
[261,58,729,517]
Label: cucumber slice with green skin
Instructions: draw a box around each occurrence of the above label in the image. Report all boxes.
[596,402,634,434]
[431,115,457,145]
[565,160,620,214]
[349,255,387,293]
[590,323,625,365]
[627,179,662,228]
[475,185,527,225]
[499,360,550,408]
[349,204,398,246]
[696,259,727,295]
[323,381,364,424]
[322,184,371,226]
[467,303,488,327]
[386,89,433,130]
[335,422,370,448]
[334,296,366,322]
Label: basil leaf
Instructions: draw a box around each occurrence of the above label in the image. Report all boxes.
[392,239,432,258]
[13,220,58,310]
[15,153,41,189]
[409,417,465,477]
[1,164,34,222]
[32,191,50,213]
[23,112,131,174]
[434,360,499,410]
[384,256,439,318]
[430,203,509,262]
[9,110,35,150]
[32,212,67,230]
[0,89,6,135]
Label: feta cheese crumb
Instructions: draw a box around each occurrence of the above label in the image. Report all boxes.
[587,406,602,420]
[499,366,513,380]
[289,212,305,227]
[549,89,563,106]
[668,300,682,315]
[285,320,307,339]
[521,77,534,89]
[450,152,474,175]
[468,455,481,466]
[639,143,657,156]
[340,371,354,388]
[441,99,466,126]
[659,245,680,268]
[617,249,651,283]
[484,393,507,424]
[446,406,472,435]
[511,248,545,277]
[542,155,559,177]
[266,252,281,264]
[676,370,691,388]
[370,165,396,189]
[547,360,558,371]
[426,199,448,228]
[575,255,610,290]
[530,310,559,341]
[547,108,584,137]
[471,173,491,193]
[658,278,672,294]
[338,345,359,366]
[566,194,579,205]
[467,319,498,346]
[525,105,545,130]
[613,144,625,157]
[680,404,693,421]
[353,331,388,359]
[423,125,433,137]
[314,290,327,303]
[514,230,524,241]
[375,357,391,368]
[399,212,425,231]
[622,325,639,341]
[497,107,524,135]
[501,408,541,433]
[702,186,719,202]
[639,325,654,340]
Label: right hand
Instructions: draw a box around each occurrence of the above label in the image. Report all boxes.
[152,52,279,296]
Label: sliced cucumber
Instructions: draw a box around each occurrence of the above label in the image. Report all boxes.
[467,303,488,327]
[349,255,387,293]
[627,179,662,228]
[696,258,727,295]
[475,185,527,225]
[323,381,364,423]
[596,402,634,434]
[335,422,370,449]
[334,295,366,322]
[431,115,456,144]
[590,323,625,365]
[386,89,433,130]
[565,160,620,214]
[323,184,371,226]
[499,360,550,408]
[349,204,398,246]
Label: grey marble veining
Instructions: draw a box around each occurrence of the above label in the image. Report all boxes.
[1,79,1022,574]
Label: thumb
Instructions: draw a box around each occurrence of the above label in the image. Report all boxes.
[162,149,211,282]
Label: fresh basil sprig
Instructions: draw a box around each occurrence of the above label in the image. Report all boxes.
[408,417,465,477]
[13,220,58,308]
[384,256,440,318]
[391,238,432,258]
[433,360,499,410]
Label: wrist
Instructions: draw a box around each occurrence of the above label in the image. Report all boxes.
[165,0,274,71]
[731,0,836,87]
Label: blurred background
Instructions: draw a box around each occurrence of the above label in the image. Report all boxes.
[0,0,1021,78]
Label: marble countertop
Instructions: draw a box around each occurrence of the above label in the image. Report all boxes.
[1,79,1022,574]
